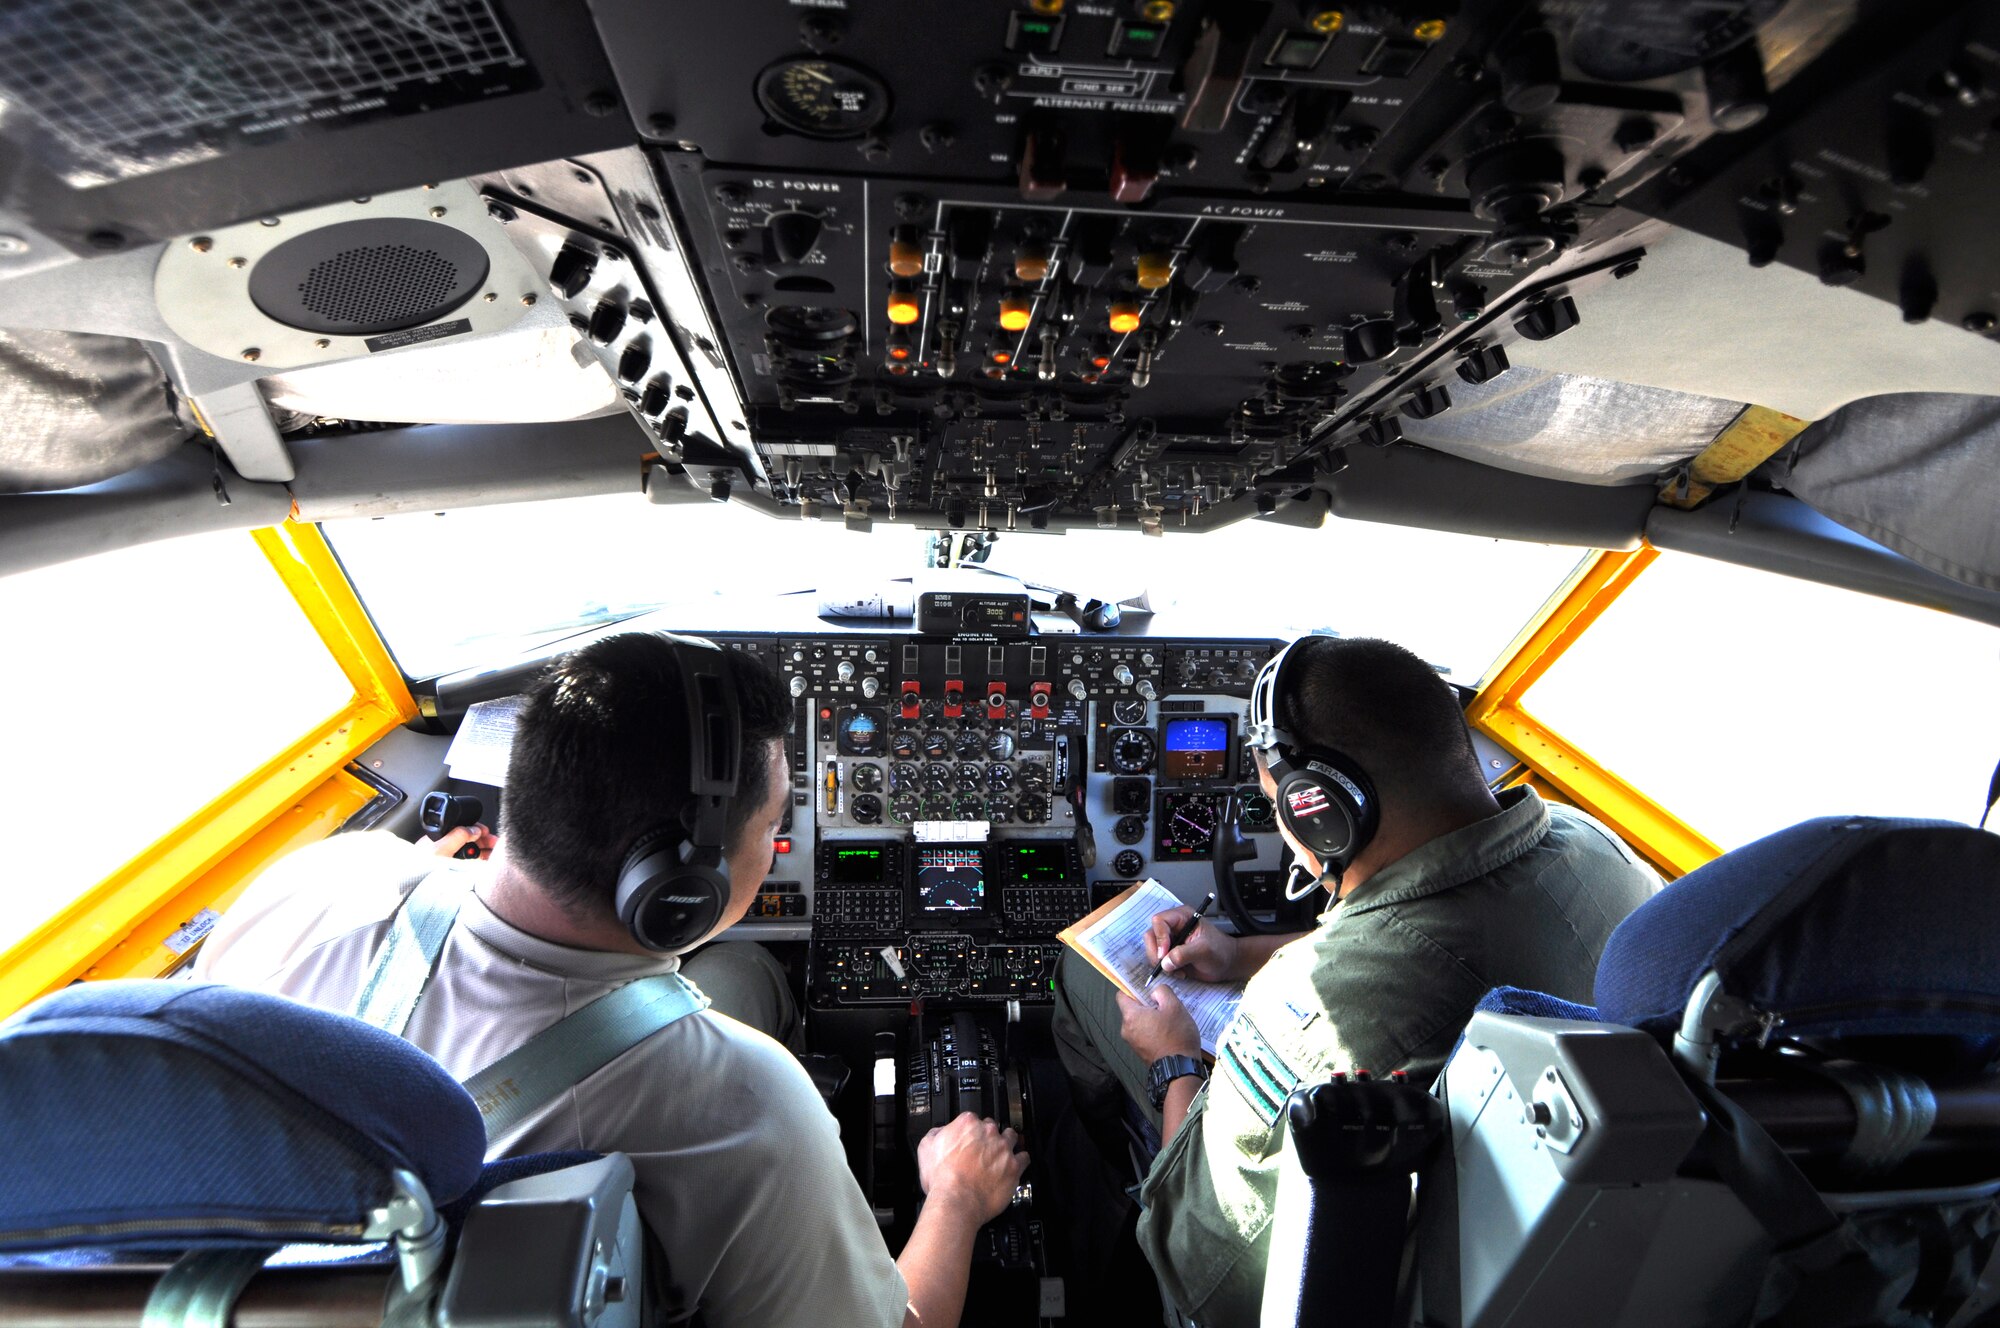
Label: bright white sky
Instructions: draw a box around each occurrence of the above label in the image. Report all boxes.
[2,493,1996,958]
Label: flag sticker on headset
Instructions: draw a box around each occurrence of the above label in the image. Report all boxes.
[1286,785,1331,819]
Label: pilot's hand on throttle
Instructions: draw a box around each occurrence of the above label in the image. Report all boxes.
[1145,906,1239,984]
[918,1112,1028,1224]
[427,824,496,860]
[1116,984,1202,1064]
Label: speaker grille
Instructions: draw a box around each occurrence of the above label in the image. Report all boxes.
[298,244,464,326]
[248,217,491,336]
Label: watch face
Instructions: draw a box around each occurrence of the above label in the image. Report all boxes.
[1147,1054,1208,1109]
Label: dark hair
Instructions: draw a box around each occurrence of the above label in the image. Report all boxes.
[1273,636,1487,812]
[498,633,791,919]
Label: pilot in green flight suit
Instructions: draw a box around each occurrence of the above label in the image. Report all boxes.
[1053,635,1660,1326]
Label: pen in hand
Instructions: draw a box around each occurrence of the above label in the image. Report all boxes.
[1147,891,1217,988]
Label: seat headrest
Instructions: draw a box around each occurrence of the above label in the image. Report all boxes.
[0,982,485,1252]
[1594,818,2000,1040]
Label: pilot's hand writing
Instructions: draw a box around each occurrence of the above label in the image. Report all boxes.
[1117,984,1203,1064]
[427,824,496,861]
[1146,906,1240,984]
[918,1112,1028,1224]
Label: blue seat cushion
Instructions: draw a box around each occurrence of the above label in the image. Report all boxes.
[0,982,486,1252]
[1594,818,2000,1039]
[1475,986,1599,1021]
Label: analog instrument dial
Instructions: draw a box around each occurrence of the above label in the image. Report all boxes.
[852,794,883,824]
[891,762,920,791]
[924,762,955,791]
[955,763,986,791]
[1114,814,1147,845]
[1110,728,1157,775]
[954,794,986,820]
[986,762,1014,790]
[754,58,892,141]
[922,730,953,760]
[1016,762,1050,792]
[1158,791,1222,858]
[1113,849,1144,877]
[954,730,987,760]
[851,763,883,793]
[1237,787,1276,831]
[1016,793,1051,824]
[1111,698,1148,726]
[986,729,1018,760]
[922,793,955,820]
[988,797,1014,825]
[890,731,920,760]
[891,792,920,823]
[840,708,883,755]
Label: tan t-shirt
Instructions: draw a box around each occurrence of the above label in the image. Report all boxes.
[196,832,907,1328]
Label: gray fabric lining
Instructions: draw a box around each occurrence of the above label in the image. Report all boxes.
[1772,394,2000,593]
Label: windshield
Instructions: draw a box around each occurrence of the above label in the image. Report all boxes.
[321,494,1586,680]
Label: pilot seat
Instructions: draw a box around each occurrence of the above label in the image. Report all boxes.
[1260,815,2000,1328]
[0,981,649,1327]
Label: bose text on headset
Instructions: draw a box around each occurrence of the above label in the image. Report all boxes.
[613,633,748,952]
[1244,636,1382,902]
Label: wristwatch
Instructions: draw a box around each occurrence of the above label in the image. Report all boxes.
[1146,1054,1210,1111]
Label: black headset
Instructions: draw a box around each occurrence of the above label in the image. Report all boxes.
[1245,637,1381,893]
[613,634,744,952]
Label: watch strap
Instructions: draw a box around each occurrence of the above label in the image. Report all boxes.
[1147,1053,1209,1110]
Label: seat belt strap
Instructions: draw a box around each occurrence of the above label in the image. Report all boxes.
[464,973,709,1139]
[351,863,475,1036]
[349,863,710,1140]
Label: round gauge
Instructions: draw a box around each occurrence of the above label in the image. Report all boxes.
[1016,762,1050,792]
[986,729,1017,761]
[988,797,1014,825]
[1110,728,1158,775]
[890,731,920,760]
[1114,814,1147,845]
[922,730,953,761]
[1113,849,1145,878]
[891,762,920,791]
[955,763,986,792]
[954,794,986,820]
[841,709,883,755]
[754,58,892,141]
[1111,698,1148,726]
[919,697,945,721]
[1016,793,1051,824]
[1237,787,1276,831]
[954,730,987,760]
[891,792,920,823]
[1159,792,1221,858]
[852,794,883,824]
[922,793,955,820]
[986,762,1014,790]
[924,762,955,791]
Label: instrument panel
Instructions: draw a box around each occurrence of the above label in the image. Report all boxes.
[702,630,1291,1005]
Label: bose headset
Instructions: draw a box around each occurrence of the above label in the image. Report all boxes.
[1244,636,1382,901]
[613,633,745,952]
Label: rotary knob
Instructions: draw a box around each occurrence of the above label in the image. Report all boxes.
[1112,664,1134,686]
[1136,679,1158,702]
[836,660,856,682]
[860,676,881,699]
[1068,678,1089,701]
[788,674,808,698]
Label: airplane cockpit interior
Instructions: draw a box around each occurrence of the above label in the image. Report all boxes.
[4,1,2000,1325]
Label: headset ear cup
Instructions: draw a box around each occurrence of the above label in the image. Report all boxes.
[617,829,732,952]
[1274,750,1380,867]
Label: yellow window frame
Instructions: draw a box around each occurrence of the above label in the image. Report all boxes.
[1468,546,1722,879]
[0,520,417,1016]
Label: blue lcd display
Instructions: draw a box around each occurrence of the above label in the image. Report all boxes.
[1162,717,1232,780]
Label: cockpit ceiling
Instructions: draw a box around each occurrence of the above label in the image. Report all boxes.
[0,0,1997,595]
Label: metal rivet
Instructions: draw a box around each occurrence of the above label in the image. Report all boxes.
[483,291,497,302]
[353,196,372,204]
[241,348,261,361]
[189,236,213,253]
[429,206,447,218]
[226,256,247,269]
[258,216,279,227]
[0,234,27,256]
[313,338,330,349]
[521,293,538,306]
[422,182,437,190]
